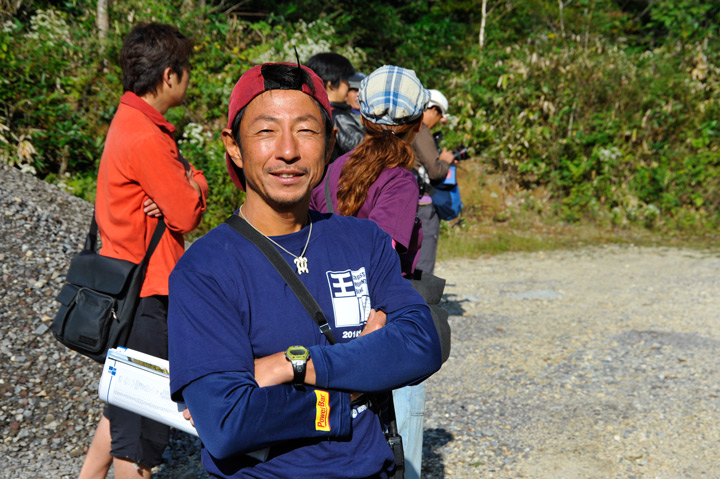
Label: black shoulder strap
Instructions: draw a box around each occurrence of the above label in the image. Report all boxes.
[84,213,100,252]
[323,172,334,214]
[141,217,167,266]
[85,210,166,264]
[224,214,336,345]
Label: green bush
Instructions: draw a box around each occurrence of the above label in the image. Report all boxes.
[444,30,720,231]
[2,0,719,236]
[0,9,110,176]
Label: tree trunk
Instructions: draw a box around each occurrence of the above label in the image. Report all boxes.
[479,0,488,49]
[97,0,109,44]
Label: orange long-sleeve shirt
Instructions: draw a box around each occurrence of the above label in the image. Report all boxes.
[95,92,208,297]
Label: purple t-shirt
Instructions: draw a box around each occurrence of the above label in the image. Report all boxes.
[311,151,422,275]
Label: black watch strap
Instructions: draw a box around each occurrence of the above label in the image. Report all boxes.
[291,360,306,386]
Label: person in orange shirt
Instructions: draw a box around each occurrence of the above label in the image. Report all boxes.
[79,23,208,479]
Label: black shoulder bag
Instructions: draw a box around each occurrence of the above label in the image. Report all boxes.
[225,214,405,479]
[51,213,166,363]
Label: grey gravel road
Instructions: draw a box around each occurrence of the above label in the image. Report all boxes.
[2,163,719,478]
[425,247,720,478]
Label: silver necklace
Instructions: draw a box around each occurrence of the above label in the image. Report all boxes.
[239,204,312,275]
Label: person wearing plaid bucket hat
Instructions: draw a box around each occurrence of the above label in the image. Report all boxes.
[167,62,442,479]
[310,64,432,479]
[311,64,428,276]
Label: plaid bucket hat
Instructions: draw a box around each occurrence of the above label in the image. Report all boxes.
[358,65,429,126]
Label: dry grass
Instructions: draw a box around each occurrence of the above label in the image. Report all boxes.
[437,161,720,260]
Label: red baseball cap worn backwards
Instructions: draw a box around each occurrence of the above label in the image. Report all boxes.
[225,62,332,190]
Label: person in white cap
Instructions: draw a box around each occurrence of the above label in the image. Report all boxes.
[411,89,455,275]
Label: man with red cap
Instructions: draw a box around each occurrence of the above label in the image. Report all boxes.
[167,62,442,478]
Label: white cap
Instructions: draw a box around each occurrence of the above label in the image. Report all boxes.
[427,89,449,117]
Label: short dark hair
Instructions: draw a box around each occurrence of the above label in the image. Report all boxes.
[120,23,193,96]
[306,52,355,89]
[231,64,334,151]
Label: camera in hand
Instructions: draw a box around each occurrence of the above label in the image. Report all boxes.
[452,145,469,161]
[432,132,470,161]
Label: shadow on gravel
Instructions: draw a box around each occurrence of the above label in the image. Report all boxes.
[439,292,467,317]
[423,428,454,478]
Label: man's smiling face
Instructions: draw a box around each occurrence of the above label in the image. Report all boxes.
[224,89,332,212]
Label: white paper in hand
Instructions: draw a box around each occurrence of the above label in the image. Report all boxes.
[99,347,270,462]
[99,347,198,436]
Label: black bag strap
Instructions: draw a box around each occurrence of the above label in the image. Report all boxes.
[85,210,166,266]
[323,172,334,214]
[224,214,336,345]
[140,217,167,266]
[84,213,100,252]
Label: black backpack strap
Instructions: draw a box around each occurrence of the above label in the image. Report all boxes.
[224,214,336,345]
[324,171,334,214]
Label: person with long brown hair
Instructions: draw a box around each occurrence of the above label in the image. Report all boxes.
[310,65,431,479]
[310,65,427,277]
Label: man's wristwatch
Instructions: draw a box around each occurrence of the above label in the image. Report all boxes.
[285,345,310,387]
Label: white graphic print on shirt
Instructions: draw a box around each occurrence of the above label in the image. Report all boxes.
[326,267,371,328]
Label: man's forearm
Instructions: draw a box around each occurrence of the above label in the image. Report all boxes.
[309,305,442,393]
[253,351,316,387]
[253,310,386,388]
[183,371,351,459]
[424,153,450,180]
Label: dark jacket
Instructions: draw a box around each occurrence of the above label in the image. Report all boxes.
[330,101,365,161]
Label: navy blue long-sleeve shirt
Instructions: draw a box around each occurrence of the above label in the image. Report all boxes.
[168,212,441,478]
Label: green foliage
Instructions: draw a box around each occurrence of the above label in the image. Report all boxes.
[644,0,718,44]
[451,29,720,231]
[2,0,720,237]
[0,8,110,175]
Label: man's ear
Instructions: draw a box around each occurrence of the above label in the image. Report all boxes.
[162,67,174,88]
[325,127,337,166]
[221,129,243,169]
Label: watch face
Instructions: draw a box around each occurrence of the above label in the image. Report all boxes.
[287,346,309,361]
